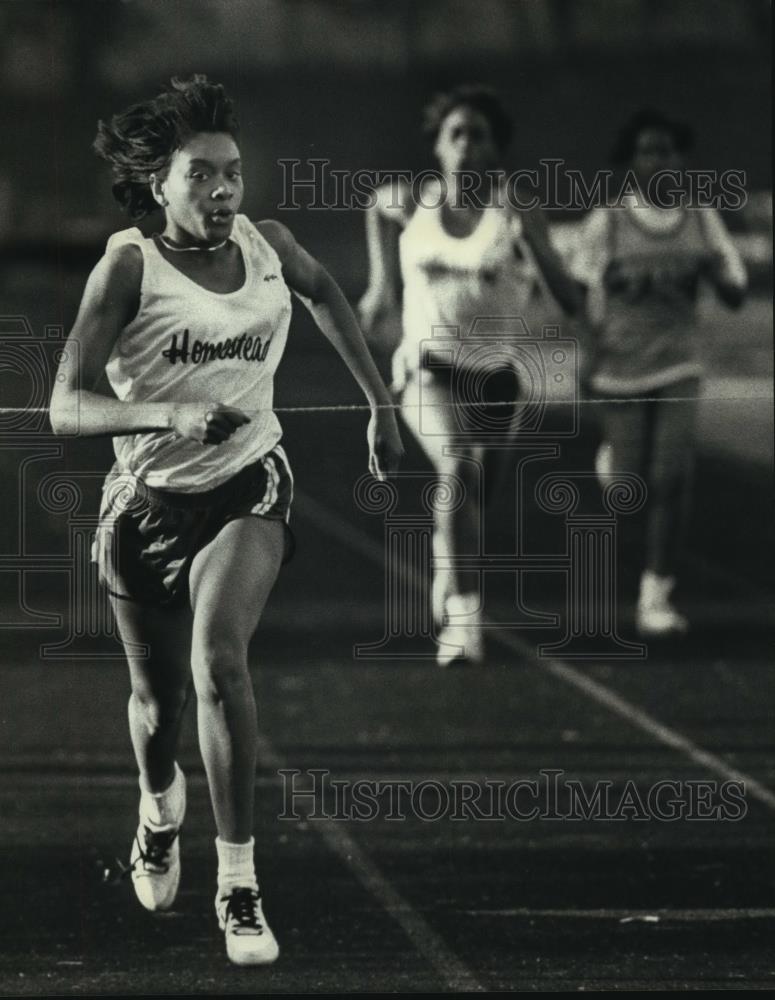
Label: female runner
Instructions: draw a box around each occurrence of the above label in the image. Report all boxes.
[359,84,581,665]
[571,109,747,634]
[49,75,402,965]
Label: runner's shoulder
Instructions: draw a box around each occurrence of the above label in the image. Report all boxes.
[94,240,143,302]
[373,178,415,225]
[254,218,296,259]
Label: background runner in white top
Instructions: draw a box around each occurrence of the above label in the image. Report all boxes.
[359,85,582,667]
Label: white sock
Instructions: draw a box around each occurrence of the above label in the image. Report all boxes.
[216,836,258,896]
[139,762,186,828]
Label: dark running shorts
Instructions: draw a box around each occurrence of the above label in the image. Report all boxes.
[423,353,521,429]
[92,445,295,608]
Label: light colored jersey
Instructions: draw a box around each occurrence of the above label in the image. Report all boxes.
[398,184,537,370]
[571,202,746,394]
[103,214,292,490]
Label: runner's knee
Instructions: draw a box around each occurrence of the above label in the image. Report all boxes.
[129,684,188,735]
[191,635,250,703]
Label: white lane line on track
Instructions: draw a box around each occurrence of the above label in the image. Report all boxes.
[505,636,775,812]
[461,907,775,921]
[294,488,775,813]
[254,731,484,993]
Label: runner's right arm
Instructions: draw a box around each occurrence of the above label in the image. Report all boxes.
[357,181,410,338]
[49,244,249,443]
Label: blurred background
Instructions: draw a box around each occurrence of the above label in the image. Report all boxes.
[0,0,771,271]
[0,0,771,592]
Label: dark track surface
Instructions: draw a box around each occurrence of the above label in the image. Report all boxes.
[0,298,772,993]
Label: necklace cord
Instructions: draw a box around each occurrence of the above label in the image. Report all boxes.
[157,234,229,253]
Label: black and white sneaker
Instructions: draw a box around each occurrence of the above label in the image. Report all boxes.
[130,820,181,911]
[216,887,280,966]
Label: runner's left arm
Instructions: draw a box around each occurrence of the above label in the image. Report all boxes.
[257,219,404,481]
[698,208,747,309]
[518,204,585,316]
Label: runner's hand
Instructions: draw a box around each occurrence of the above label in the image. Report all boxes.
[367,406,404,481]
[170,403,251,445]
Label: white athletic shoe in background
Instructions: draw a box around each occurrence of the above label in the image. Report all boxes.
[436,593,484,667]
[216,887,280,966]
[130,763,186,912]
[636,571,689,636]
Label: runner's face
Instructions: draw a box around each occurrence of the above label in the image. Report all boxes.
[157,132,244,243]
[434,106,500,176]
[632,127,682,186]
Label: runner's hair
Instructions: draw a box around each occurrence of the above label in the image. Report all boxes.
[94,75,240,219]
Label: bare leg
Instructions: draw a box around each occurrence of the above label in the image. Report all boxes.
[110,597,193,911]
[601,397,650,483]
[400,372,482,600]
[112,598,193,793]
[188,516,284,842]
[645,379,700,576]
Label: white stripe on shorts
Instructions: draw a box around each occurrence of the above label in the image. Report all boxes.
[251,454,279,516]
[273,444,294,488]
[271,444,294,514]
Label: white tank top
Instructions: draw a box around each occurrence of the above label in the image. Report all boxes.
[104,214,292,491]
[399,186,537,367]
